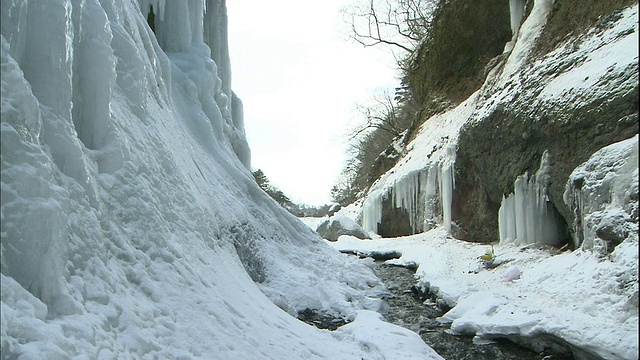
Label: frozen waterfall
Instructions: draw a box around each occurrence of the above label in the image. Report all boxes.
[498,150,563,246]
[361,156,455,235]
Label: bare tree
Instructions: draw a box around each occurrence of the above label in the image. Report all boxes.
[343,0,438,54]
[349,89,406,140]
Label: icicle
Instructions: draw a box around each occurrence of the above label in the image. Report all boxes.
[362,145,457,235]
[515,174,531,245]
[362,189,384,233]
[440,162,453,233]
[509,0,526,37]
[498,151,562,246]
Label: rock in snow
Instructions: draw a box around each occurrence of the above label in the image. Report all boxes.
[316,214,370,241]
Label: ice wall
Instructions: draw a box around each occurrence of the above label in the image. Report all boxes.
[138,0,250,167]
[498,150,564,246]
[564,135,639,253]
[0,1,384,358]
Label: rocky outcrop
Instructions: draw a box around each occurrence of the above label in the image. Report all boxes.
[454,5,638,243]
[360,2,638,248]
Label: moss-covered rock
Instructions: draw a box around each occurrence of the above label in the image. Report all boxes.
[408,0,512,105]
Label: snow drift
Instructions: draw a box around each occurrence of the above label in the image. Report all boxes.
[0,1,440,358]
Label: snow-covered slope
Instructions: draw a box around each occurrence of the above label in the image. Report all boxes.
[0,1,442,358]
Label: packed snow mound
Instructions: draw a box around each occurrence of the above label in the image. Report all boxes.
[564,135,639,255]
[0,1,442,358]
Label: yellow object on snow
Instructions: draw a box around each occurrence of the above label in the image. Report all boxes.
[479,245,494,261]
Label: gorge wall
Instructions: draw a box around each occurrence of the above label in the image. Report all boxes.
[361,0,638,249]
[454,2,638,244]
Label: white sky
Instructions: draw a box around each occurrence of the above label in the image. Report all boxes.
[226,0,399,205]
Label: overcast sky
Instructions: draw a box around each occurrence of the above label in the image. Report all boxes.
[226,0,399,205]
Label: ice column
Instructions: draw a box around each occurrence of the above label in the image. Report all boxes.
[362,189,384,233]
[509,0,526,37]
[361,152,456,235]
[439,162,454,233]
[498,150,561,246]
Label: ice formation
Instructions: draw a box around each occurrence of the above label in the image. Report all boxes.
[359,91,476,237]
[2,1,441,358]
[508,0,527,37]
[361,156,455,235]
[564,135,639,253]
[498,150,563,246]
[501,0,553,76]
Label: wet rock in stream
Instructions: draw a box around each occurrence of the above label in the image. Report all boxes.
[371,261,575,360]
[297,308,349,331]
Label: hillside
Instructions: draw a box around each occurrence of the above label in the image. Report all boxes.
[359,0,638,248]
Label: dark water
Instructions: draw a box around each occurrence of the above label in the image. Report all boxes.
[372,262,575,360]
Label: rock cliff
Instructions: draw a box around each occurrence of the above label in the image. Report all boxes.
[361,0,638,249]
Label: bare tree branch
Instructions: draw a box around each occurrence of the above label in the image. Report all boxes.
[349,89,405,141]
[343,0,437,55]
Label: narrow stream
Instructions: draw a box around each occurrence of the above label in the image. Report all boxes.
[371,261,575,360]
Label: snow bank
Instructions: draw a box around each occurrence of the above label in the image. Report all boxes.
[330,227,639,360]
[0,1,439,358]
[334,310,444,360]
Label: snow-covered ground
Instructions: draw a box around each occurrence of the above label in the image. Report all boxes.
[329,226,637,360]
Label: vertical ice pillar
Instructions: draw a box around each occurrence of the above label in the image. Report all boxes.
[498,151,562,246]
[440,163,454,233]
[204,0,232,109]
[362,189,384,233]
[203,0,251,168]
[513,175,529,245]
[509,0,526,37]
[423,162,439,230]
[498,195,517,244]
